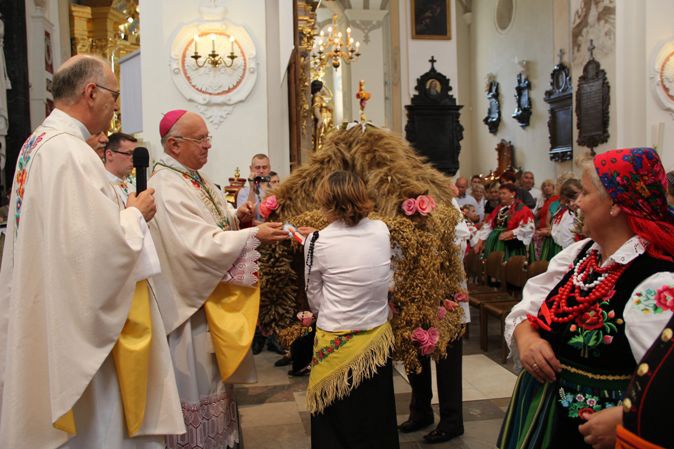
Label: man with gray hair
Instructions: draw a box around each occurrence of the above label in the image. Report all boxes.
[0,54,184,448]
[148,109,288,449]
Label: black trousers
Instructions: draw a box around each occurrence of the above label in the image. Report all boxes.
[311,358,400,449]
[407,337,463,433]
[291,327,315,372]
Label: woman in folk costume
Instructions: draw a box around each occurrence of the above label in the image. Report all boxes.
[299,171,399,449]
[477,182,535,261]
[497,148,674,449]
[529,179,561,262]
[550,178,582,250]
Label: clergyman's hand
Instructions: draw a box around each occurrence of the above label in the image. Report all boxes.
[237,201,255,224]
[256,222,290,244]
[127,188,156,222]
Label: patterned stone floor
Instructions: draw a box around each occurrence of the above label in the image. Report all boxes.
[237,308,517,449]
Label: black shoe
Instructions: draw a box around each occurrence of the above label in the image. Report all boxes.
[274,355,292,367]
[397,417,434,433]
[288,366,310,377]
[422,428,464,444]
[252,338,265,355]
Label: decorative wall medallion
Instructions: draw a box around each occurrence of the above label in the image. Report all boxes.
[650,40,674,118]
[169,3,257,128]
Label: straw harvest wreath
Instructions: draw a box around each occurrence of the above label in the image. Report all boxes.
[257,124,466,373]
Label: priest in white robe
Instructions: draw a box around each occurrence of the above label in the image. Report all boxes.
[0,55,185,449]
[104,131,138,207]
[149,110,289,449]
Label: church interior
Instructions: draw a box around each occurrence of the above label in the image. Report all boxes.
[1,1,674,448]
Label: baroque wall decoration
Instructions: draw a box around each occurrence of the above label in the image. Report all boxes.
[650,39,674,119]
[544,50,573,161]
[483,74,501,134]
[576,40,610,154]
[169,2,257,128]
[511,59,531,128]
[571,0,615,66]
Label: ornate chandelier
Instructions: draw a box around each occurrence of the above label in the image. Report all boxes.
[313,14,361,69]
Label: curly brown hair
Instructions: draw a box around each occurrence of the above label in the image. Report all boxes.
[315,170,373,226]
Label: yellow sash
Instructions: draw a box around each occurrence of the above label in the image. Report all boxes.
[307,322,394,414]
[53,281,153,436]
[203,283,259,381]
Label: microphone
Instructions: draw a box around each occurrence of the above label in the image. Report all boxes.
[132,147,149,193]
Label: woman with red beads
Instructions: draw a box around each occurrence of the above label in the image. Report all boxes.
[497,148,674,449]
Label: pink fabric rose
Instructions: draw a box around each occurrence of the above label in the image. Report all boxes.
[603,335,613,345]
[454,291,469,303]
[437,306,447,320]
[402,198,417,216]
[419,343,436,356]
[259,195,278,219]
[427,327,440,345]
[296,310,314,327]
[415,195,434,215]
[411,327,429,345]
[655,285,674,311]
[443,299,459,311]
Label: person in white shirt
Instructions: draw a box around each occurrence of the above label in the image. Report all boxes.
[299,170,399,449]
[470,183,486,222]
[104,132,137,206]
[455,176,478,209]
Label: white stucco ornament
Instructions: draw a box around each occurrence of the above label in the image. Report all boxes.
[651,40,674,119]
[169,2,257,128]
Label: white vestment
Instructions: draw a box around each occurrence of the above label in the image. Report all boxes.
[0,109,184,449]
[106,169,136,207]
[149,154,260,449]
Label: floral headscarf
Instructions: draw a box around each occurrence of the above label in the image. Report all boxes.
[594,147,674,261]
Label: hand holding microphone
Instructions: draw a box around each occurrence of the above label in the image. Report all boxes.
[127,147,156,222]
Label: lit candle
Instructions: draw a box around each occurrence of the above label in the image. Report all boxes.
[229,35,234,52]
[193,33,199,53]
[210,33,216,53]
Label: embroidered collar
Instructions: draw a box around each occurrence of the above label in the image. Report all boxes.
[154,154,235,231]
[587,235,647,267]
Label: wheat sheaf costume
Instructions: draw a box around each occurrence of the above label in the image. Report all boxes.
[258,124,466,417]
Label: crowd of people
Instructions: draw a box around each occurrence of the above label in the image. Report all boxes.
[455,170,589,264]
[1,54,674,449]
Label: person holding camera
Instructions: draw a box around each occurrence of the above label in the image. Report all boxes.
[236,153,273,222]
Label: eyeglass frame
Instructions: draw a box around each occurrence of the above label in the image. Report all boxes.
[171,135,213,146]
[107,148,134,157]
[95,83,120,101]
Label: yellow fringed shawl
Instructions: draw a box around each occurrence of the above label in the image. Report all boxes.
[307,322,394,415]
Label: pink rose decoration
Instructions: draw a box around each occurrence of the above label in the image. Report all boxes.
[420,343,436,356]
[415,195,433,216]
[603,335,613,345]
[444,299,459,311]
[296,310,314,327]
[437,306,447,320]
[402,198,417,216]
[655,285,674,311]
[411,327,429,345]
[454,291,469,303]
[259,195,278,219]
[427,327,440,345]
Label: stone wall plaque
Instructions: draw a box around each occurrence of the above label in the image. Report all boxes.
[544,52,573,161]
[576,40,610,154]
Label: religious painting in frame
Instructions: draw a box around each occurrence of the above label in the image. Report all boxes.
[411,0,451,40]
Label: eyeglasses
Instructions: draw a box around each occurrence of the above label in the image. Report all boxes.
[95,83,120,101]
[173,135,212,145]
[109,149,134,157]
